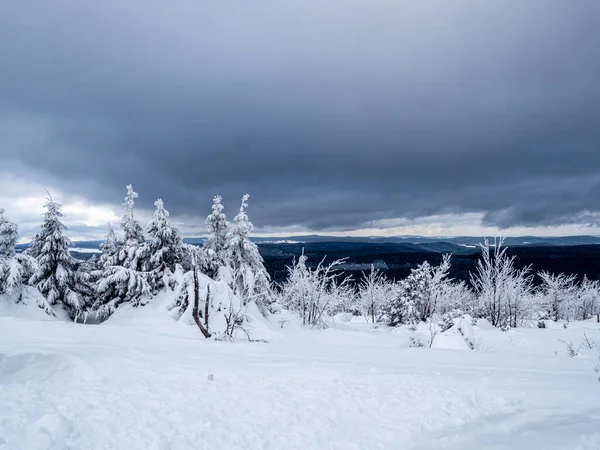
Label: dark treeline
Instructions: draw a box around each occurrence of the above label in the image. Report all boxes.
[259,242,600,286]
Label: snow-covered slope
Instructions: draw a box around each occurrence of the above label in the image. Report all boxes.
[0,314,599,449]
[0,287,70,321]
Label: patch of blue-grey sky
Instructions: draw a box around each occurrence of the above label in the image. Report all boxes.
[1,1,599,239]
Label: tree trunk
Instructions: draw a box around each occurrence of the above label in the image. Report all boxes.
[192,267,211,338]
[204,284,210,328]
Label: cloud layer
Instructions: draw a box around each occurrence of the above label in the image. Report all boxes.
[1,1,599,237]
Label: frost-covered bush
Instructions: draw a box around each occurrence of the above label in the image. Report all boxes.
[437,281,475,317]
[470,239,533,329]
[358,264,394,323]
[538,271,577,322]
[409,336,425,348]
[278,254,353,326]
[574,277,600,321]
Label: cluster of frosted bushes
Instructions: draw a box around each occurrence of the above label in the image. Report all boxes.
[276,238,600,329]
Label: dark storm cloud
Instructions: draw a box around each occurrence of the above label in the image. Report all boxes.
[1,0,599,231]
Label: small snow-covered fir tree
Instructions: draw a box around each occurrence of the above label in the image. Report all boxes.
[121,185,145,245]
[0,208,19,256]
[280,253,310,315]
[0,209,31,294]
[202,195,229,278]
[403,261,434,324]
[94,265,151,321]
[384,255,452,326]
[28,195,92,320]
[223,194,272,309]
[386,281,419,326]
[0,209,55,316]
[118,184,145,270]
[99,224,119,267]
[142,199,186,286]
[93,186,150,321]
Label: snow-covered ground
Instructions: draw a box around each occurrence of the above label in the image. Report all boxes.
[1,311,599,450]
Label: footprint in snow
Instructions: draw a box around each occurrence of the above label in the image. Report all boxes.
[152,434,172,450]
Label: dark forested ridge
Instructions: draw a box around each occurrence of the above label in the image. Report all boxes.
[20,238,600,286]
[258,241,600,286]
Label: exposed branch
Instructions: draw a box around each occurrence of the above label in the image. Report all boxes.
[191,266,211,339]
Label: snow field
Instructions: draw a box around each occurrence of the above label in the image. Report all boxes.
[1,312,599,449]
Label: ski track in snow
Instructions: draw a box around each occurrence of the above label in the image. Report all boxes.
[1,317,599,449]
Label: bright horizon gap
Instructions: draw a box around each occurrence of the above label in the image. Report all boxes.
[5,182,600,242]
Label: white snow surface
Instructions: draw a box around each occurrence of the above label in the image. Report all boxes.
[68,248,102,254]
[1,309,599,449]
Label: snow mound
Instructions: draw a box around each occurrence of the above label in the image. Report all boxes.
[105,269,282,342]
[0,352,102,384]
[1,413,75,450]
[0,287,64,321]
[332,312,354,323]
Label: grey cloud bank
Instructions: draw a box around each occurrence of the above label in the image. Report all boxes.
[1,1,599,235]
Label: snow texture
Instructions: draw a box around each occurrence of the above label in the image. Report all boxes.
[1,310,599,449]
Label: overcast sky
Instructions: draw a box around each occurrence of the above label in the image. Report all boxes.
[1,1,600,241]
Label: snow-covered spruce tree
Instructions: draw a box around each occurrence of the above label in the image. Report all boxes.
[28,195,92,320]
[79,253,101,282]
[142,199,186,288]
[98,224,119,268]
[0,209,30,294]
[93,186,150,321]
[202,195,229,278]
[0,208,18,256]
[470,238,533,329]
[94,264,151,320]
[387,274,421,326]
[223,194,272,310]
[0,209,55,315]
[384,255,452,326]
[118,184,146,270]
[278,252,310,317]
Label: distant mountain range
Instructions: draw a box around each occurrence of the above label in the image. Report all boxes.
[14,235,600,284]
[248,234,600,247]
[16,235,600,255]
